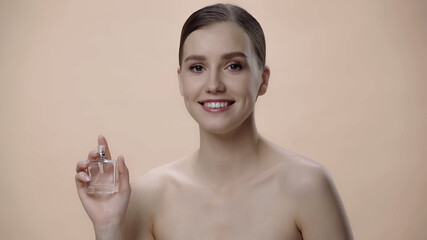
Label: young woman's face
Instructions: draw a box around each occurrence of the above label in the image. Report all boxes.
[178,22,269,134]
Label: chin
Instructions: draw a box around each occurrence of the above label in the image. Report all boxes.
[197,121,230,134]
[187,105,255,135]
[202,126,233,135]
[198,117,251,135]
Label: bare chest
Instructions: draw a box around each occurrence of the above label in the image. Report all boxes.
[153,178,302,240]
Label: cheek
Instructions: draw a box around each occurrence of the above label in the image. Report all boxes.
[227,80,258,105]
[180,85,194,112]
[237,68,263,98]
[180,79,200,100]
[241,77,262,99]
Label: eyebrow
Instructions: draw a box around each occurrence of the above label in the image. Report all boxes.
[222,51,247,59]
[184,51,247,62]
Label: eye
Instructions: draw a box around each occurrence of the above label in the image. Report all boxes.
[189,64,204,73]
[227,63,243,71]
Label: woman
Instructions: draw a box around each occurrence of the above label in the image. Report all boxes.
[76,4,353,240]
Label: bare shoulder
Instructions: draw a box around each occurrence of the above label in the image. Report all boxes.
[280,150,332,195]
[262,140,330,192]
[131,154,192,199]
[264,140,353,239]
[125,155,192,239]
[269,143,340,207]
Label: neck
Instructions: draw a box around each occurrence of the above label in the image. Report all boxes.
[194,113,263,189]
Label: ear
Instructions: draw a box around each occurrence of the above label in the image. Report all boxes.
[177,67,183,96]
[258,65,270,96]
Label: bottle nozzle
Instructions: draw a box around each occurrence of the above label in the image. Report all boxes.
[98,145,106,160]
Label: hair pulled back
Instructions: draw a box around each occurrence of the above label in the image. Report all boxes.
[178,3,266,68]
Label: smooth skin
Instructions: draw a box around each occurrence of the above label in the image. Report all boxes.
[76,22,353,240]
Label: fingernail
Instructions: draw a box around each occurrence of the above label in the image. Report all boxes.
[85,176,91,181]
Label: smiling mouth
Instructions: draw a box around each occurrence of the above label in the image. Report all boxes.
[198,101,235,109]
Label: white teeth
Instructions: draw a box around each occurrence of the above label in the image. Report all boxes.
[203,102,231,108]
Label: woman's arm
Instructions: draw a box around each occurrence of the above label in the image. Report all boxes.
[124,173,161,240]
[295,165,353,240]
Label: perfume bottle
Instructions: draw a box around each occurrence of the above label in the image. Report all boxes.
[87,145,118,195]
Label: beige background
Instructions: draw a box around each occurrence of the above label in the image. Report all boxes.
[0,0,426,239]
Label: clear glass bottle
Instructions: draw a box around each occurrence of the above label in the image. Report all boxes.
[87,145,118,195]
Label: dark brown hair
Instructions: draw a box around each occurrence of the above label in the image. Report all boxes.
[178,3,266,68]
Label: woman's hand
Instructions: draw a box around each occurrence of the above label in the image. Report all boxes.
[75,135,131,238]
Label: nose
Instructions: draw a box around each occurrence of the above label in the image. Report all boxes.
[205,70,226,94]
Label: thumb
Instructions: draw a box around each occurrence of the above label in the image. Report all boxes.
[98,135,112,160]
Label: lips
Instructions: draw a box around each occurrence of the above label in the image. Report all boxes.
[198,99,235,112]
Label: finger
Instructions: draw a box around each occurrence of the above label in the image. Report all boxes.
[117,155,130,193]
[76,160,89,173]
[75,172,90,197]
[87,150,100,161]
[75,171,91,193]
[75,171,91,183]
[98,135,112,160]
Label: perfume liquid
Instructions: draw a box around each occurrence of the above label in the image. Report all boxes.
[87,145,118,195]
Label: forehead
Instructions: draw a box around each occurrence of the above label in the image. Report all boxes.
[182,22,254,59]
